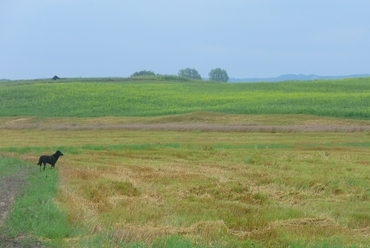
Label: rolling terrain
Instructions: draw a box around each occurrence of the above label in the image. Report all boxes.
[0,77,369,247]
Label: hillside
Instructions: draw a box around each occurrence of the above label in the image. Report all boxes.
[1,77,370,119]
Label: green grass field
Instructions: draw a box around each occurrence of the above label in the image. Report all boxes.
[1,77,370,247]
[1,77,370,118]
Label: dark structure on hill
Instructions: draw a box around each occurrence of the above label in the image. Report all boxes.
[52,75,60,80]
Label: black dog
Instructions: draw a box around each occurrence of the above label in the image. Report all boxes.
[37,150,64,170]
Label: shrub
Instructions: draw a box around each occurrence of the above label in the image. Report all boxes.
[131,70,155,77]
[178,68,202,80]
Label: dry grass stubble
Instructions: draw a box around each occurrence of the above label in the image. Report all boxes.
[57,145,370,246]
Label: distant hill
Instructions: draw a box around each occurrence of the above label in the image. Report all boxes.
[229,74,370,83]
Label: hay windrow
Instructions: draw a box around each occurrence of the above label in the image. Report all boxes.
[1,114,370,132]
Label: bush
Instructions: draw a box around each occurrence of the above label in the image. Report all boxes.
[131,70,155,77]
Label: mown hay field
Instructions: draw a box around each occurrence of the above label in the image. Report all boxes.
[1,78,370,247]
[1,114,370,247]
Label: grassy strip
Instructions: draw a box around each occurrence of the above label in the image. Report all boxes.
[2,160,76,247]
[0,157,24,183]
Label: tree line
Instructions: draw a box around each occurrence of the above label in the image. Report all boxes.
[131,68,229,82]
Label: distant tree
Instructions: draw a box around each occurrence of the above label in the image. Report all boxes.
[131,70,155,77]
[178,68,202,80]
[208,68,229,82]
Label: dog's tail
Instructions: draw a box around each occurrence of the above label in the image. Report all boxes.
[37,159,41,166]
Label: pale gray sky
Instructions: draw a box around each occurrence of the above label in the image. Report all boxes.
[1,1,369,79]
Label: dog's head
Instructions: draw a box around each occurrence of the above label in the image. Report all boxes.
[56,150,64,156]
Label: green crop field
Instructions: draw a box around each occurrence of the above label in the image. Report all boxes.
[1,76,370,118]
[0,77,370,247]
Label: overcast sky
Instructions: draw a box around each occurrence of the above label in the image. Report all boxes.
[1,1,370,80]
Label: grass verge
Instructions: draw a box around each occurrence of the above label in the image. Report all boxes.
[1,159,76,247]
